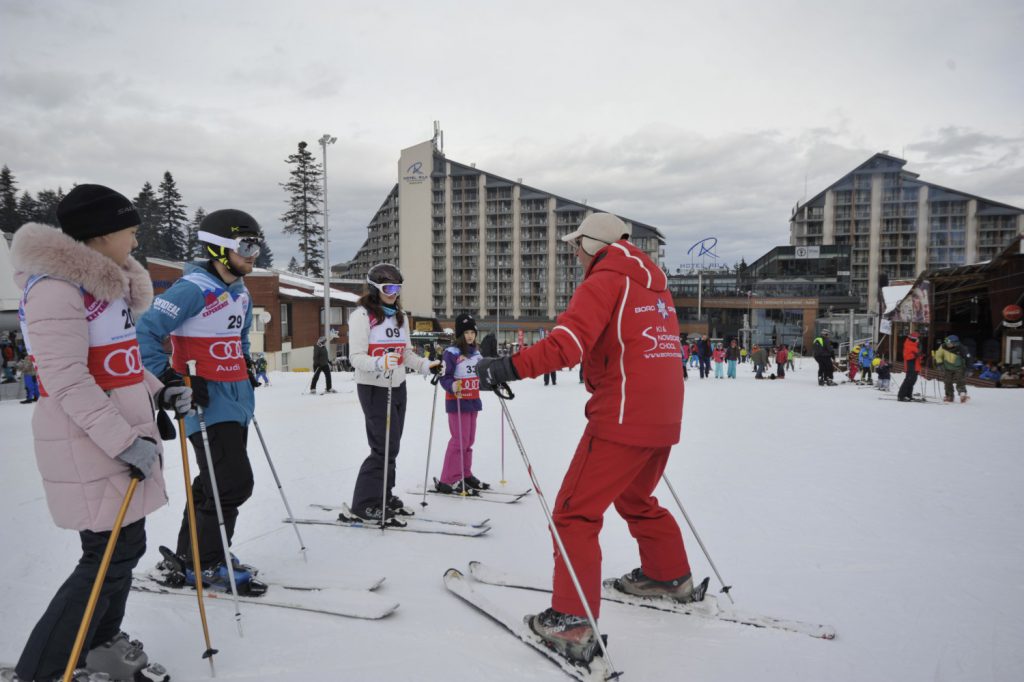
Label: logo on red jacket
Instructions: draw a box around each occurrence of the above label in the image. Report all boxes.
[103,345,144,377]
[83,292,110,322]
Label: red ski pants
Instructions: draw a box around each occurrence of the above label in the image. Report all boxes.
[550,434,690,618]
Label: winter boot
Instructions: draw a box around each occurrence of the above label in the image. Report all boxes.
[960,394,969,403]
[465,475,491,491]
[434,478,479,496]
[526,608,599,664]
[387,495,414,517]
[86,631,170,682]
[186,561,267,596]
[348,504,408,528]
[944,396,954,403]
[612,568,701,603]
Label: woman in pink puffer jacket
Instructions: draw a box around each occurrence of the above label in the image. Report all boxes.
[7,185,189,682]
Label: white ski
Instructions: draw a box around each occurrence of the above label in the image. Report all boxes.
[468,561,836,640]
[131,573,399,620]
[444,568,619,682]
[309,503,490,528]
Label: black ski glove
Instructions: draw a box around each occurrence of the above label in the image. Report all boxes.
[477,356,520,392]
[245,356,260,389]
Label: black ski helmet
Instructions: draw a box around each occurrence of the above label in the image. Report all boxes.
[198,209,261,273]
[367,262,403,285]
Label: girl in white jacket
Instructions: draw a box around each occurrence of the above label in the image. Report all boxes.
[345,263,439,524]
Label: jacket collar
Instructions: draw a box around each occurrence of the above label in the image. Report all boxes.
[10,222,153,313]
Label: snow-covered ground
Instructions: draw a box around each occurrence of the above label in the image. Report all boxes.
[2,363,1023,681]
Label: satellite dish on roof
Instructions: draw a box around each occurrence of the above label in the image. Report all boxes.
[259,311,272,323]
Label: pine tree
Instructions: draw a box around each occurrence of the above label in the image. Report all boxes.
[280,141,324,278]
[132,182,160,264]
[35,188,64,227]
[0,165,21,233]
[157,171,188,259]
[17,191,41,225]
[287,256,301,273]
[255,236,274,269]
[187,207,206,261]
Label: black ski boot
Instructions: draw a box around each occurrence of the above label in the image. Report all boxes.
[86,631,170,682]
[434,478,480,496]
[465,475,491,491]
[346,504,408,528]
[387,495,414,517]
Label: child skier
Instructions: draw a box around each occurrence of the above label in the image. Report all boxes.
[254,352,270,386]
[712,343,725,378]
[876,357,892,391]
[7,186,190,682]
[435,314,489,494]
[775,345,788,379]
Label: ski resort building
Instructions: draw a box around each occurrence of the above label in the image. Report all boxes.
[790,153,1024,312]
[339,132,667,343]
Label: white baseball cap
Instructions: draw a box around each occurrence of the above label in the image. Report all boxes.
[562,213,631,256]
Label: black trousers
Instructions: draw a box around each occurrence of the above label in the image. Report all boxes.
[16,519,146,680]
[898,363,918,399]
[176,421,253,566]
[699,356,711,378]
[310,366,332,391]
[544,371,557,385]
[815,356,834,383]
[352,383,407,512]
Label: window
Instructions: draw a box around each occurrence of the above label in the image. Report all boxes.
[253,308,266,333]
[280,303,292,340]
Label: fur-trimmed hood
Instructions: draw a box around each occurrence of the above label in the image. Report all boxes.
[10,222,153,313]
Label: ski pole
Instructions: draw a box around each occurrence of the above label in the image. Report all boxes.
[176,406,219,674]
[495,389,621,678]
[379,369,394,534]
[188,361,244,636]
[499,407,507,486]
[660,474,734,604]
[419,374,441,508]
[455,383,469,497]
[252,416,307,561]
[63,471,142,682]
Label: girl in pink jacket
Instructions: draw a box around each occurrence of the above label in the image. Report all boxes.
[7,186,191,682]
[712,343,726,379]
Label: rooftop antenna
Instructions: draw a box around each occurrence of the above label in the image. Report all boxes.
[433,120,444,154]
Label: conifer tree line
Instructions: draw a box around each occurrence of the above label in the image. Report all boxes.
[4,139,331,274]
[0,164,274,268]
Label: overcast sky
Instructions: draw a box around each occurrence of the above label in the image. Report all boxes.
[2,0,1022,270]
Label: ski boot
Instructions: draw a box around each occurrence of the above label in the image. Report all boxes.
[525,608,599,665]
[86,631,170,682]
[1,669,98,682]
[188,561,268,596]
[612,568,706,603]
[465,475,491,491]
[348,504,407,528]
[434,478,479,496]
[230,552,259,576]
[387,495,414,517]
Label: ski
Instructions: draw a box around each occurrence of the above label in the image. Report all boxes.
[309,503,490,529]
[407,483,531,504]
[131,573,399,620]
[444,569,619,682]
[468,561,836,640]
[286,511,491,538]
[878,396,943,404]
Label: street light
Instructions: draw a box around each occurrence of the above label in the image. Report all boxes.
[319,133,337,358]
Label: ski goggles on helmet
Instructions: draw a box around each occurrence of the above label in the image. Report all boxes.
[234,237,262,259]
[369,281,402,296]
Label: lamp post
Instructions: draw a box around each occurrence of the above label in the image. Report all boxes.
[319,133,337,358]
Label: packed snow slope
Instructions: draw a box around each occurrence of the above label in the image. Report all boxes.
[2,362,1023,681]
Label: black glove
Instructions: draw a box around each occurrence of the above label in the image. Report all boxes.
[245,356,260,388]
[476,356,520,391]
[159,366,185,388]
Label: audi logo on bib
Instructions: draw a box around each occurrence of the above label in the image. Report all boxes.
[103,346,144,377]
[210,340,243,361]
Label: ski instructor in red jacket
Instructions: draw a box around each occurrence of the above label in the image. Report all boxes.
[477,213,695,664]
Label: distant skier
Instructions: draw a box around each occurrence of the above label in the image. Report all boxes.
[813,330,836,385]
[477,214,695,666]
[876,356,892,391]
[310,336,335,393]
[712,343,725,378]
[858,342,875,384]
[254,352,270,386]
[435,313,489,495]
[897,331,921,401]
[8,187,186,682]
[934,335,970,403]
[725,339,739,379]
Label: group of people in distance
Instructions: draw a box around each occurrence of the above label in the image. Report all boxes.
[7,195,698,680]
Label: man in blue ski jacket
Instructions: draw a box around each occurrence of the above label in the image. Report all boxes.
[137,209,262,593]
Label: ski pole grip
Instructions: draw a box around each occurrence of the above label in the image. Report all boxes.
[186,359,197,377]
[495,383,514,400]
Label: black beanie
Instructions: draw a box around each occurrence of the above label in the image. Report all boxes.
[455,313,477,338]
[57,184,141,241]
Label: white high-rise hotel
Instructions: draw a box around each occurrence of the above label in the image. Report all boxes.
[790,153,1023,311]
[341,132,665,330]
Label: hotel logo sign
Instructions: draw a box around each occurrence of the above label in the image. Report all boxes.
[680,236,729,271]
[402,160,429,185]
